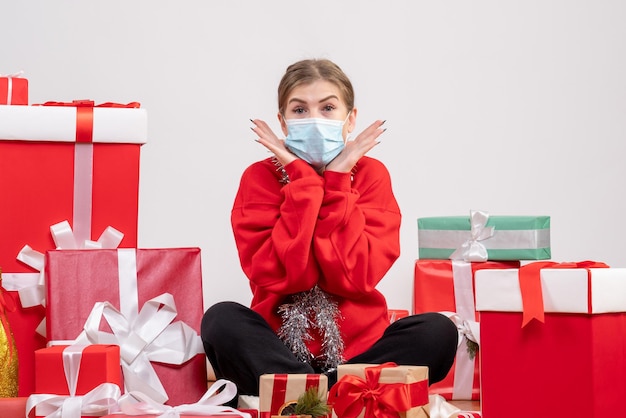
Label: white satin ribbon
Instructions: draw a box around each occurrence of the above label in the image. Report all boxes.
[25,344,121,418]
[73,293,204,404]
[428,394,461,418]
[1,71,23,105]
[449,210,494,262]
[439,261,480,400]
[117,380,251,418]
[1,221,124,337]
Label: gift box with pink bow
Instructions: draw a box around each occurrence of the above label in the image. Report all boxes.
[0,100,147,396]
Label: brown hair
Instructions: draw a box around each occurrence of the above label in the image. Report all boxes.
[277,59,355,115]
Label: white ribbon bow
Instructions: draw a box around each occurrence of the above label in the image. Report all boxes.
[1,220,123,336]
[73,294,204,404]
[449,210,495,262]
[443,312,480,346]
[26,344,121,418]
[117,379,251,418]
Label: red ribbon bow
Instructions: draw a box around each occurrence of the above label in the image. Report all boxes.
[328,363,428,418]
[519,260,610,327]
[35,100,141,143]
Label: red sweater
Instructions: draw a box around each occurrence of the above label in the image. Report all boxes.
[231,156,401,361]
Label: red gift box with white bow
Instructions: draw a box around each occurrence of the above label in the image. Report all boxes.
[413,259,519,401]
[45,247,208,407]
[0,101,146,396]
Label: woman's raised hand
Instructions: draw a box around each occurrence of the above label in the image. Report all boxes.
[326,119,386,173]
[250,118,297,167]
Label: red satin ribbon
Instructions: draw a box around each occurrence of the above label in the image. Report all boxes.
[328,363,428,418]
[519,260,610,327]
[0,281,18,365]
[35,100,141,143]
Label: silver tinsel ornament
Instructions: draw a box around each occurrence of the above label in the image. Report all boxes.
[277,285,344,371]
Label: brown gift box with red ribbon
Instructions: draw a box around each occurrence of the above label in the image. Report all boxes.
[329,363,429,418]
[475,261,626,418]
[0,100,146,396]
[259,374,328,418]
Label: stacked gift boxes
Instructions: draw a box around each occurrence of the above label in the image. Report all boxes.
[413,210,551,403]
[0,98,146,396]
[0,75,232,416]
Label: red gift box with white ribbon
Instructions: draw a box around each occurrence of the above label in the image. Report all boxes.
[28,344,122,418]
[45,247,207,407]
[0,72,28,105]
[413,259,519,401]
[475,261,626,418]
[0,100,146,396]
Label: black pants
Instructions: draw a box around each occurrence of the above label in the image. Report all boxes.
[201,301,458,397]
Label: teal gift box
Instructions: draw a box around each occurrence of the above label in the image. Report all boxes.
[417,211,551,261]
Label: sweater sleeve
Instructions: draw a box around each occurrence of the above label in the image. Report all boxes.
[314,157,401,298]
[231,159,324,295]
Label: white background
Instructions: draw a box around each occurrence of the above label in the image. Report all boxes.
[2,1,625,313]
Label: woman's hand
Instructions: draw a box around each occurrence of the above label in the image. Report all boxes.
[326,119,386,173]
[250,118,297,167]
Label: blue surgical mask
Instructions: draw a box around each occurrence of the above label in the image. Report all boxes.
[284,116,348,170]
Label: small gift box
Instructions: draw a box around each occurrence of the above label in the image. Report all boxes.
[417,210,550,261]
[34,344,122,395]
[0,100,146,395]
[28,344,122,418]
[0,397,35,418]
[387,309,409,323]
[329,363,429,418]
[0,72,28,104]
[45,247,207,406]
[413,259,519,400]
[259,374,328,418]
[475,261,626,418]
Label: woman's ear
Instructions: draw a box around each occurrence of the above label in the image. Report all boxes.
[278,112,288,136]
[348,107,358,133]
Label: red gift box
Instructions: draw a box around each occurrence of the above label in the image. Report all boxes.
[475,262,626,418]
[388,309,410,323]
[0,73,28,105]
[259,374,328,418]
[413,259,519,401]
[45,247,207,406]
[34,344,122,394]
[0,101,146,396]
[28,344,122,418]
[0,397,35,418]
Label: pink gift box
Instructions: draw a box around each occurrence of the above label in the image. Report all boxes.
[0,101,146,396]
[475,263,626,418]
[413,259,518,401]
[45,247,207,406]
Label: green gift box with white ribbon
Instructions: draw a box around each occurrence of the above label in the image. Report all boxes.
[417,210,551,261]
